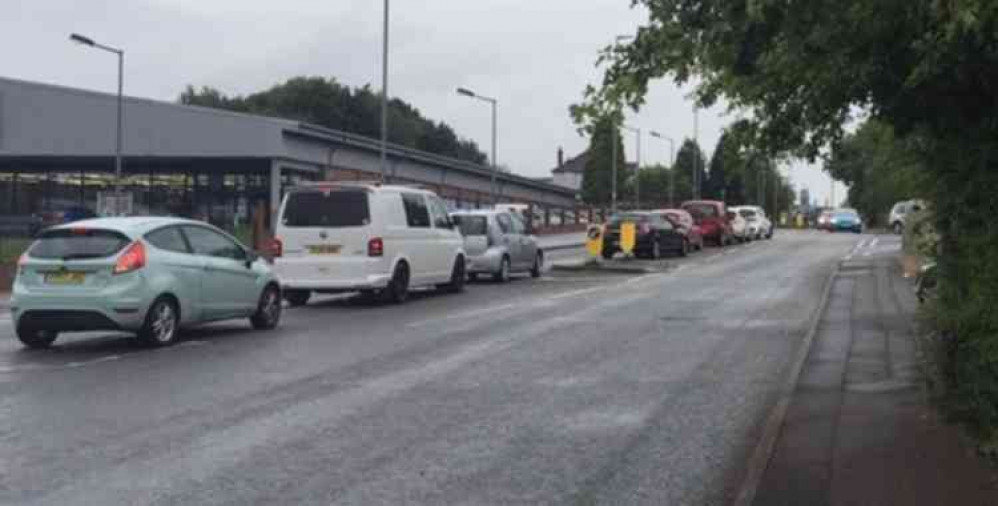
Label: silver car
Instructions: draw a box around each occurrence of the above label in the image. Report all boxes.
[450,210,543,282]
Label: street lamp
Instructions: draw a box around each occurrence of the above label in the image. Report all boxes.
[623,125,641,208]
[380,0,390,183]
[650,131,676,207]
[456,87,499,205]
[70,33,124,199]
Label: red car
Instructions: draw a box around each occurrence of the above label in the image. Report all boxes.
[653,209,704,251]
[681,200,734,247]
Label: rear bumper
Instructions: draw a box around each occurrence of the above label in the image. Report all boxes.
[11,282,148,332]
[16,310,123,332]
[466,249,504,274]
[274,256,392,292]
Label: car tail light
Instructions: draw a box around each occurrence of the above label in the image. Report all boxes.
[368,237,384,257]
[268,238,283,258]
[114,241,146,275]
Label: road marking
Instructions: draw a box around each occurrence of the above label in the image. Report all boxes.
[405,303,518,329]
[65,355,122,368]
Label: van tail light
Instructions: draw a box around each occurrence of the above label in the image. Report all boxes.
[268,238,283,258]
[368,237,384,257]
[114,241,146,275]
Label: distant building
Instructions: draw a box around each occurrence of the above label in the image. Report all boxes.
[549,147,636,192]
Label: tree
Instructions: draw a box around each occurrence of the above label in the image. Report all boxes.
[180,77,488,165]
[581,117,627,206]
[671,139,707,203]
[571,0,998,437]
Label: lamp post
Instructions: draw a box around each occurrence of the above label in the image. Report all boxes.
[456,87,498,205]
[650,131,676,206]
[70,33,124,198]
[380,0,390,183]
[623,125,641,208]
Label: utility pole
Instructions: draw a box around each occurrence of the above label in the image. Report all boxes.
[611,119,618,213]
[380,0,390,183]
[693,106,699,199]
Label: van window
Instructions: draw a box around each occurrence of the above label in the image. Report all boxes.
[282,189,370,228]
[427,196,453,229]
[497,213,514,234]
[510,213,526,234]
[401,193,431,228]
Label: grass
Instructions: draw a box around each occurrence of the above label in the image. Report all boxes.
[0,237,31,264]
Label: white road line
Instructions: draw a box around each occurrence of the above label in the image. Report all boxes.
[405,303,519,329]
[65,355,122,368]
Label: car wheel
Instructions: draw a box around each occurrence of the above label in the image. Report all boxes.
[285,290,311,307]
[251,285,282,330]
[138,297,180,347]
[441,257,466,294]
[16,326,58,349]
[493,256,511,283]
[382,262,410,304]
[530,252,543,278]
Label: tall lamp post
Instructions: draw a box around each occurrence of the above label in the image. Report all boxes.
[650,131,676,206]
[456,87,498,205]
[70,33,124,198]
[380,0,390,183]
[623,125,641,208]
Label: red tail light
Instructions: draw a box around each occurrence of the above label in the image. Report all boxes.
[114,241,146,275]
[268,238,283,258]
[368,237,384,257]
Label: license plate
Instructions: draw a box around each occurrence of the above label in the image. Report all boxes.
[307,245,342,255]
[45,271,86,285]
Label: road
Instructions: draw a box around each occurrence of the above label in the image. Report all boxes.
[0,231,870,505]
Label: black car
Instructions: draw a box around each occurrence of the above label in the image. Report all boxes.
[602,212,688,259]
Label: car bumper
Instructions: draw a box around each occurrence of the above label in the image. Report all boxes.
[466,249,504,274]
[274,256,393,292]
[11,279,150,333]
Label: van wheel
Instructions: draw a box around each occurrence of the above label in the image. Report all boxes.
[441,257,466,294]
[530,252,543,278]
[138,297,180,347]
[493,256,511,283]
[251,285,282,330]
[382,263,410,304]
[285,290,311,307]
[16,327,58,349]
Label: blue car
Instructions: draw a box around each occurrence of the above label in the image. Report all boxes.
[828,209,863,233]
[11,217,282,348]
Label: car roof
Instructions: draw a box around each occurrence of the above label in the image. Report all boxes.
[286,182,436,195]
[49,216,203,235]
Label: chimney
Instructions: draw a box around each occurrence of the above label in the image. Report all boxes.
[557,147,564,168]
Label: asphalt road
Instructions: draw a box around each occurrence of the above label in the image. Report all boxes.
[0,231,868,505]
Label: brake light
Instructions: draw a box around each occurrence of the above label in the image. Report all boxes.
[114,241,146,275]
[268,238,283,258]
[368,237,384,257]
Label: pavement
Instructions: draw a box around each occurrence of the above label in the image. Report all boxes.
[752,235,998,505]
[536,231,587,251]
[0,231,906,505]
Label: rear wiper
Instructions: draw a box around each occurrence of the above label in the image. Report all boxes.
[61,254,104,261]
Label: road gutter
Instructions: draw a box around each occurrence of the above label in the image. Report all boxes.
[732,261,842,506]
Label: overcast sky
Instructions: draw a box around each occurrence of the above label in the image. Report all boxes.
[3,0,845,206]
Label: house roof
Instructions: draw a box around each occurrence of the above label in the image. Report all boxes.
[551,149,637,174]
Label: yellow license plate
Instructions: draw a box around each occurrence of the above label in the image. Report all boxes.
[45,271,86,285]
[307,245,342,255]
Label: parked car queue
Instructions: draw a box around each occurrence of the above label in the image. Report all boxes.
[8,185,776,350]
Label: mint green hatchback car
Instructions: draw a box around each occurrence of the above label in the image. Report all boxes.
[11,217,282,349]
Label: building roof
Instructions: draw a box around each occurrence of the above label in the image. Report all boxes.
[550,149,637,174]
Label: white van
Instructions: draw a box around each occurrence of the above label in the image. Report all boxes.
[270,183,466,305]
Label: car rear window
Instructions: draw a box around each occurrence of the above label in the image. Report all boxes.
[282,189,370,228]
[453,215,488,236]
[609,213,649,226]
[739,210,756,219]
[28,229,131,260]
[685,204,718,218]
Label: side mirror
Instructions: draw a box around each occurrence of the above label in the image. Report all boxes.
[245,250,259,268]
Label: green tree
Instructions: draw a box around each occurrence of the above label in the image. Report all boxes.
[581,117,627,206]
[571,0,998,438]
[671,139,707,203]
[635,164,671,207]
[180,77,488,165]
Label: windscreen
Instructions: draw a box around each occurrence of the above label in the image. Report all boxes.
[282,189,370,228]
[739,210,757,219]
[29,229,131,260]
[453,215,488,236]
[685,204,718,219]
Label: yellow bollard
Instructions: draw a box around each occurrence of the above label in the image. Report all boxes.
[586,224,604,258]
[620,222,637,256]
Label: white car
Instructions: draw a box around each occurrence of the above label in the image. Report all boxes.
[271,183,467,305]
[732,206,773,240]
[889,199,925,235]
[726,209,750,242]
